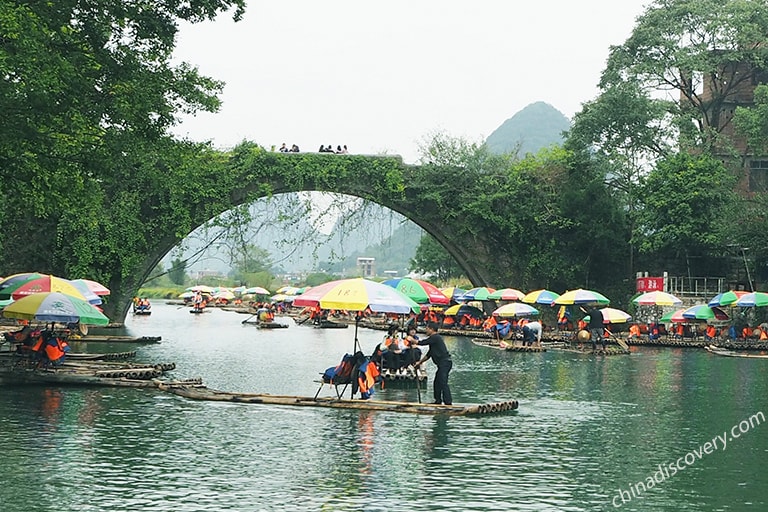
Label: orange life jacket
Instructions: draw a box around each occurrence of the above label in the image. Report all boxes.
[44,338,66,363]
[357,361,380,399]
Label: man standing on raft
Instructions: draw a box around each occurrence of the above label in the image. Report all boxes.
[413,322,453,405]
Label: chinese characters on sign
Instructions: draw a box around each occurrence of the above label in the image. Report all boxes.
[636,277,664,292]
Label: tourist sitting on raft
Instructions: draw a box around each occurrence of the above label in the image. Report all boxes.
[9,324,70,367]
[371,324,422,373]
[257,304,275,324]
[133,297,151,312]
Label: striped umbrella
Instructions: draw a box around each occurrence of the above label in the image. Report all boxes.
[458,287,497,301]
[383,278,450,305]
[492,303,539,318]
[708,290,750,307]
[583,307,632,324]
[681,304,729,322]
[633,291,682,307]
[522,289,560,305]
[488,288,526,301]
[736,292,768,308]
[660,308,687,323]
[440,286,467,302]
[554,289,610,306]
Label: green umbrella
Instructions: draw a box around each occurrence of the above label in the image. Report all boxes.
[2,292,110,325]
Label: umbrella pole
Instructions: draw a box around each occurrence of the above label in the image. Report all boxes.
[352,315,362,400]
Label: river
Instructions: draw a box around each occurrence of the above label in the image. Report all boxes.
[0,302,766,511]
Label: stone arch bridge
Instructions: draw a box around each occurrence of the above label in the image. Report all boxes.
[106,148,504,322]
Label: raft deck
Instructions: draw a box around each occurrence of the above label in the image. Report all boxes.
[67,334,162,344]
[159,383,518,416]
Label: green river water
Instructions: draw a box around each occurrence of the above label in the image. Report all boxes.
[0,302,765,511]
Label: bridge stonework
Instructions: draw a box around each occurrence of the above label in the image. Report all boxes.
[106,148,500,322]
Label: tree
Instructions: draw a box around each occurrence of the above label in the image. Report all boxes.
[169,258,187,286]
[633,152,738,276]
[586,0,768,160]
[0,1,246,318]
[410,235,464,282]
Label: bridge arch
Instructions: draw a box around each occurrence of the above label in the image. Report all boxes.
[115,146,497,322]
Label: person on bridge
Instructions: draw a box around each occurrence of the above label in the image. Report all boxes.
[413,322,453,405]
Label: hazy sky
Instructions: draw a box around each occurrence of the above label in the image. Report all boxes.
[171,1,651,164]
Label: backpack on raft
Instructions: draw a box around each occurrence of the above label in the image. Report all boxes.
[322,351,365,385]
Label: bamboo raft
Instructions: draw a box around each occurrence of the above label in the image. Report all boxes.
[158,383,518,416]
[241,320,289,328]
[552,344,630,356]
[705,345,768,359]
[0,356,177,384]
[471,338,547,352]
[67,335,162,344]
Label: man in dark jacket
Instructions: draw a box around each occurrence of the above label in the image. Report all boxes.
[586,306,605,352]
[414,322,453,405]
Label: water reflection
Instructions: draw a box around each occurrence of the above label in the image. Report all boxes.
[0,303,765,511]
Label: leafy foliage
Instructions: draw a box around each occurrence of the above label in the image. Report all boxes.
[633,152,738,274]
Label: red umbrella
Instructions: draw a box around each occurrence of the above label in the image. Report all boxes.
[71,278,111,296]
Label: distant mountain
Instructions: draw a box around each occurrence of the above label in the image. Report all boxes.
[327,221,423,277]
[485,102,571,156]
[169,195,421,275]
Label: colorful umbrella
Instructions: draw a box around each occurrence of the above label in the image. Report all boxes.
[214,290,236,301]
[382,278,449,305]
[708,290,749,307]
[488,288,526,301]
[0,272,44,300]
[187,285,214,293]
[633,291,682,307]
[443,303,485,318]
[71,278,111,296]
[243,286,270,295]
[660,308,687,323]
[681,304,729,322]
[583,307,632,324]
[10,275,87,301]
[293,278,420,356]
[440,286,467,302]
[293,278,419,314]
[2,292,109,325]
[458,287,497,301]
[492,303,539,318]
[70,279,103,305]
[522,289,561,305]
[554,289,610,306]
[735,292,768,308]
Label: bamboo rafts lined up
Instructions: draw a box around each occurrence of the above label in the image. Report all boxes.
[159,384,519,416]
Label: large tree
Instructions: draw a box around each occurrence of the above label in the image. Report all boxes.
[594,0,768,158]
[633,152,738,276]
[0,1,245,317]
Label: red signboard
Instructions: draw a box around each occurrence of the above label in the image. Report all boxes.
[636,277,664,292]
